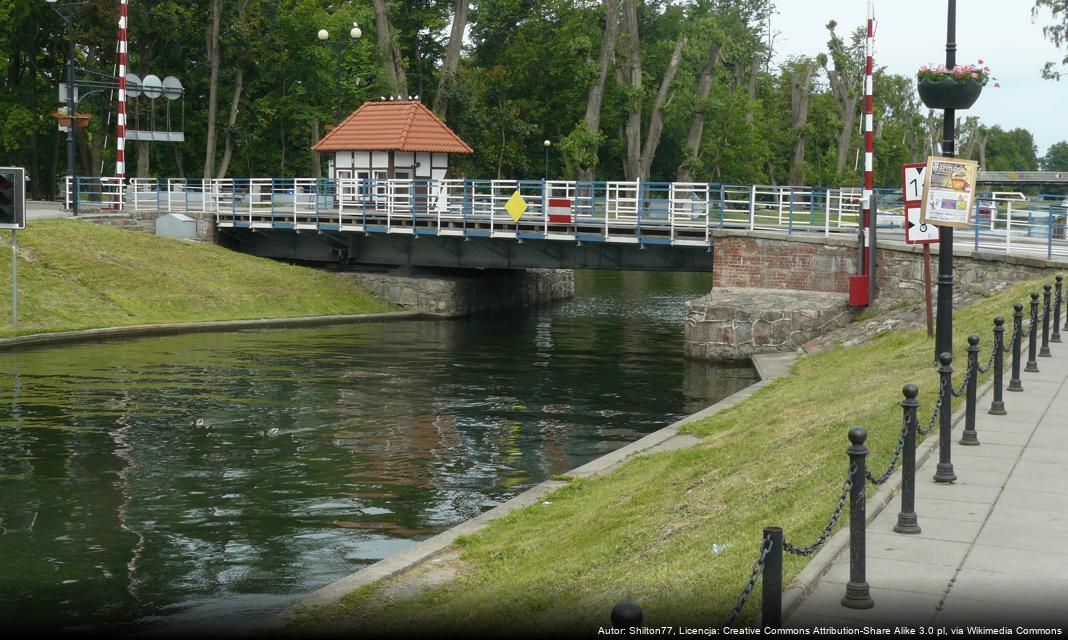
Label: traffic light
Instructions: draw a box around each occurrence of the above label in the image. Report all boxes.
[0,167,26,229]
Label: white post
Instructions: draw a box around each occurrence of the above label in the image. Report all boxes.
[1006,200,1013,255]
[748,184,756,231]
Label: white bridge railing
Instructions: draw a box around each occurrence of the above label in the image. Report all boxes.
[63,177,1068,257]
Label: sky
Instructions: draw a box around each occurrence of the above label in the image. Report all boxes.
[770,0,1068,157]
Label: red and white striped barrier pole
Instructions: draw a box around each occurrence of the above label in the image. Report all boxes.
[862,0,875,300]
[116,0,128,182]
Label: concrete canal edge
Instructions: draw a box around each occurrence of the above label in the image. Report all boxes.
[779,376,995,621]
[0,311,438,352]
[261,351,799,630]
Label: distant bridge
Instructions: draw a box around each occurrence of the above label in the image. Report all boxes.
[64,177,1068,269]
[977,171,1068,186]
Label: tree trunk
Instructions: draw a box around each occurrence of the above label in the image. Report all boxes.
[576,0,620,181]
[828,69,858,175]
[744,50,761,125]
[978,132,990,170]
[136,142,150,177]
[215,66,245,179]
[788,62,815,185]
[173,145,185,179]
[203,0,221,179]
[677,41,720,182]
[311,120,322,179]
[621,0,641,181]
[433,0,468,117]
[639,36,686,181]
[373,0,408,95]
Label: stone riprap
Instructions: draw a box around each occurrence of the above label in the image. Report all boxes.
[342,268,574,316]
[685,287,854,360]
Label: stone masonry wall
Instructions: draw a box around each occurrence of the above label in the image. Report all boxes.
[712,230,1068,304]
[342,268,575,316]
[78,211,215,242]
[685,288,854,360]
[712,233,854,293]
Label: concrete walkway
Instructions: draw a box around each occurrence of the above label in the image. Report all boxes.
[789,342,1068,629]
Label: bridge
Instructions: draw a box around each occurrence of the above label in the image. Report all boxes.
[64,177,1068,270]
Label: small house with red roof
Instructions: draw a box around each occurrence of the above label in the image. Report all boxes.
[313,99,473,183]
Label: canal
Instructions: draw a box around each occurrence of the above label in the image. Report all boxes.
[0,270,756,633]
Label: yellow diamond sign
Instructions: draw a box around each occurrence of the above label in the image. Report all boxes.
[505,190,527,222]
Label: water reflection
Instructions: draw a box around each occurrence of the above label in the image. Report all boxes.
[0,270,755,632]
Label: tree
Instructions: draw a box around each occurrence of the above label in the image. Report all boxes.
[1042,141,1068,170]
[1035,0,1068,79]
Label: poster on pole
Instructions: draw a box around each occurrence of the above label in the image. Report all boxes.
[919,156,979,229]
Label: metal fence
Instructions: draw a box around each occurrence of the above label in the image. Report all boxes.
[64,176,1068,257]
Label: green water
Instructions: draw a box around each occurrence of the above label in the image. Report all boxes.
[0,271,756,633]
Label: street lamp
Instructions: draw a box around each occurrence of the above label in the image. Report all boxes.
[935,0,957,363]
[47,0,88,203]
[318,22,362,125]
[543,139,551,180]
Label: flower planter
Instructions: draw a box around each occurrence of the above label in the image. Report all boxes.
[917,78,983,110]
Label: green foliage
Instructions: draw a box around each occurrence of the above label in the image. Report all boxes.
[0,0,1046,190]
[983,126,1040,172]
[1035,0,1068,79]
[1042,140,1068,170]
[559,124,604,176]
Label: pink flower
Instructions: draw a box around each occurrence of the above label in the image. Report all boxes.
[920,64,930,71]
[978,58,984,64]
[972,72,979,79]
[984,66,990,72]
[995,82,1001,88]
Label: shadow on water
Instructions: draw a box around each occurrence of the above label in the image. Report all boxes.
[0,270,755,633]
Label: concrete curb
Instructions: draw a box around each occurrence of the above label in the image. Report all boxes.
[780,375,997,618]
[268,351,799,629]
[0,311,438,352]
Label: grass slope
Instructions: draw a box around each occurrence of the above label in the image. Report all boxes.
[0,219,395,337]
[297,277,1054,635]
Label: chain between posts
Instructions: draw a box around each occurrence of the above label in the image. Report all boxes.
[1004,320,1020,354]
[950,361,972,398]
[917,376,946,436]
[865,414,907,485]
[782,464,855,557]
[978,343,997,374]
[725,534,772,625]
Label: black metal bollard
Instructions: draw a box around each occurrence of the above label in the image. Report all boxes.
[841,427,874,609]
[894,384,921,535]
[1009,303,1025,392]
[1053,275,1063,344]
[990,317,1007,415]
[1040,284,1053,358]
[1026,293,1040,373]
[611,601,643,631]
[761,527,783,628]
[960,335,981,446]
[934,352,957,483]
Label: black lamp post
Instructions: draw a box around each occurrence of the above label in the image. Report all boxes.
[318,23,362,125]
[935,0,958,362]
[47,0,88,208]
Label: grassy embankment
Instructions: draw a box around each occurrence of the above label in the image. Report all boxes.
[296,276,1054,635]
[0,219,395,338]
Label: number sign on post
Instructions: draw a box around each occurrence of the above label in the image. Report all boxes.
[902,164,937,245]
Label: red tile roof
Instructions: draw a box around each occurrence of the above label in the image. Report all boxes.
[313,100,473,154]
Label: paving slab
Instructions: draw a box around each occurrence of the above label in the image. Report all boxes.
[786,342,1068,629]
[868,513,983,544]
